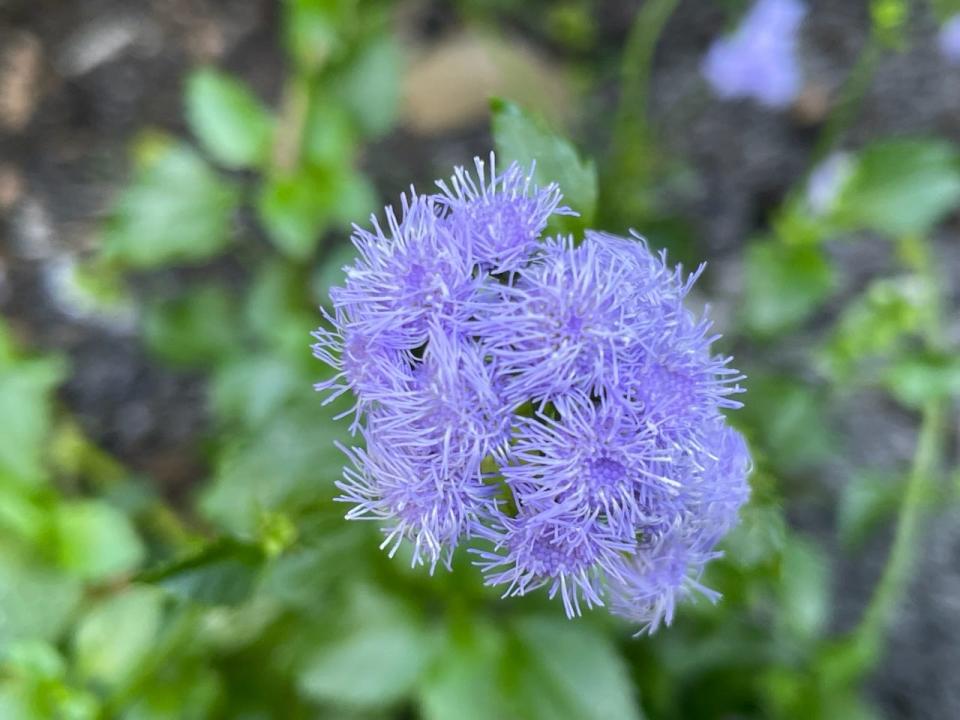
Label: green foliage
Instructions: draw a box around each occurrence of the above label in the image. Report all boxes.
[492,98,598,228]
[835,138,960,237]
[186,68,273,169]
[103,137,239,267]
[7,4,960,720]
[742,241,835,336]
[506,616,644,720]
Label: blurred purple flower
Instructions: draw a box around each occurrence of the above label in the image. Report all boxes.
[702,0,807,108]
[314,155,751,631]
[939,14,960,64]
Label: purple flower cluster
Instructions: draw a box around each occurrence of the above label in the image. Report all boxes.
[313,155,751,633]
[702,0,806,108]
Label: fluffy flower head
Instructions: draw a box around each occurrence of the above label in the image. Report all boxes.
[314,155,751,632]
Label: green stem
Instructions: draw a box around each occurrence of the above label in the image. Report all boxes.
[603,0,681,222]
[613,0,681,143]
[847,399,944,670]
[812,32,881,162]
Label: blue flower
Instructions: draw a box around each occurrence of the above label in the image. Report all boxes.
[702,0,806,108]
[315,155,752,631]
[939,14,960,64]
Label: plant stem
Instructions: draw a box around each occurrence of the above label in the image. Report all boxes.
[812,31,881,162]
[603,0,681,223]
[848,398,944,670]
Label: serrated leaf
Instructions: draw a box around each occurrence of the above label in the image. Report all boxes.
[742,241,835,336]
[507,616,643,720]
[73,586,163,686]
[836,138,960,237]
[138,538,264,605]
[186,68,272,169]
[492,99,597,226]
[103,139,238,267]
[54,501,145,581]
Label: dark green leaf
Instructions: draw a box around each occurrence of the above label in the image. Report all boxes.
[186,68,273,169]
[492,99,598,226]
[103,137,238,267]
[138,538,264,605]
[742,241,835,336]
[836,138,960,237]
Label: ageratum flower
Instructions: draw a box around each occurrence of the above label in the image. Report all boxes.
[939,14,960,64]
[702,0,806,108]
[313,155,751,633]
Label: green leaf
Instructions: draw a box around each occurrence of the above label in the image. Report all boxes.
[185,68,272,169]
[507,616,643,720]
[419,620,509,720]
[334,37,402,138]
[818,275,930,382]
[739,375,833,473]
[53,501,145,581]
[299,609,436,708]
[284,0,355,70]
[138,538,264,605]
[201,375,350,536]
[836,138,960,237]
[0,551,82,648]
[0,547,82,648]
[257,168,336,260]
[73,586,164,686]
[211,355,305,429]
[103,137,238,267]
[838,472,905,549]
[742,241,835,336]
[492,99,598,226]
[143,285,237,367]
[883,353,960,408]
[0,355,65,488]
[778,538,830,644]
[722,500,787,568]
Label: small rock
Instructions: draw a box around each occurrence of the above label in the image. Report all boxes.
[0,31,44,132]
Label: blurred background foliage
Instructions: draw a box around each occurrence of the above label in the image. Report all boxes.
[1,0,959,718]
